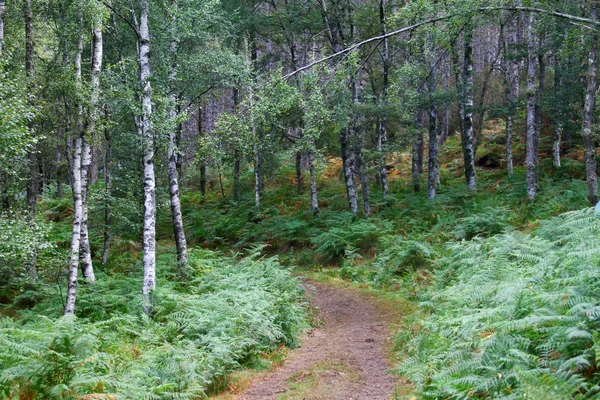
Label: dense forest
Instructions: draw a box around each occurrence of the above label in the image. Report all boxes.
[2,0,600,398]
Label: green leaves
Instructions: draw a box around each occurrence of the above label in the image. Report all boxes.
[397,208,600,398]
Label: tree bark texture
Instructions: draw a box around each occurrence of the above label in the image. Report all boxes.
[583,1,599,205]
[65,136,83,315]
[102,108,111,266]
[167,3,189,277]
[378,0,389,201]
[526,12,539,201]
[553,54,562,168]
[139,0,157,314]
[309,151,318,212]
[0,0,5,51]
[462,26,477,191]
[24,0,37,218]
[427,38,438,200]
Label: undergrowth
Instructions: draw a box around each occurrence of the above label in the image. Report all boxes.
[395,208,600,399]
[0,248,307,399]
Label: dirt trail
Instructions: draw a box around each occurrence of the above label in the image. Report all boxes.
[236,281,398,400]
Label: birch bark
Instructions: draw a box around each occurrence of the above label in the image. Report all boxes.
[139,0,157,313]
[166,0,188,277]
[463,26,477,191]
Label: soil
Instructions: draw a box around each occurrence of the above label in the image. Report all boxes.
[235,281,399,400]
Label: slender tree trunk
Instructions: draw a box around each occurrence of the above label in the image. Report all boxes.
[526,12,538,201]
[24,0,36,220]
[427,35,438,200]
[200,162,206,196]
[502,18,516,175]
[139,0,156,314]
[378,0,389,201]
[79,15,103,285]
[1,170,8,211]
[233,89,241,201]
[64,136,83,315]
[583,1,599,205]
[351,76,370,216]
[79,141,94,282]
[295,150,303,194]
[309,151,318,213]
[166,2,189,277]
[56,129,63,199]
[0,0,5,51]
[233,150,240,200]
[411,111,423,193]
[553,54,562,168]
[463,26,477,191]
[102,107,111,266]
[534,51,545,163]
[341,123,359,215]
[254,144,261,208]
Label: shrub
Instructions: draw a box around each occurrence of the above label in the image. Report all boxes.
[396,208,600,399]
[0,248,307,399]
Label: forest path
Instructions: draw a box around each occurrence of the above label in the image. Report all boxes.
[235,280,399,400]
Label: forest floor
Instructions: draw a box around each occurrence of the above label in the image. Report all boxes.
[226,280,403,400]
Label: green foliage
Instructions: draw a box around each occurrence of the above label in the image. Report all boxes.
[373,237,435,278]
[0,249,306,399]
[452,207,511,240]
[396,208,600,399]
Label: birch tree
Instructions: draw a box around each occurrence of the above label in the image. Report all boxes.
[166,0,189,276]
[139,0,156,314]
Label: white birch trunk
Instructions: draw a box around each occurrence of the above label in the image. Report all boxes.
[167,2,189,276]
[139,0,156,314]
[463,26,477,191]
[79,140,94,283]
[65,136,83,315]
[0,0,5,51]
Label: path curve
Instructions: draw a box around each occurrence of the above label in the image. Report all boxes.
[236,281,397,400]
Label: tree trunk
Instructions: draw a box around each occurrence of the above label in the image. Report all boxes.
[583,1,599,205]
[0,0,5,51]
[139,0,157,314]
[200,162,206,197]
[79,15,103,285]
[1,170,8,211]
[309,151,318,213]
[553,54,562,168]
[56,129,63,199]
[351,76,370,217]
[102,107,111,266]
[341,123,359,215]
[64,136,83,315]
[411,111,423,193]
[79,140,94,282]
[534,51,545,163]
[233,89,241,201]
[526,12,538,201]
[24,0,37,219]
[462,26,477,191]
[295,150,303,194]
[378,0,389,201]
[254,144,261,208]
[167,4,189,277]
[427,36,438,200]
[502,18,517,175]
